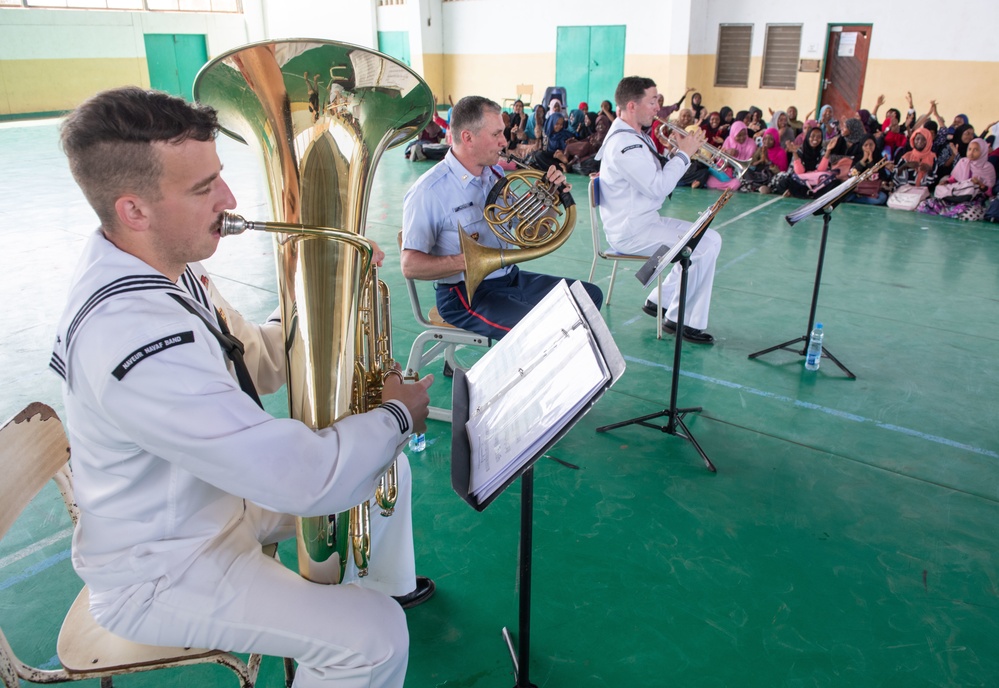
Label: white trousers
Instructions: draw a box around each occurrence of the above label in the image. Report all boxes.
[93,454,416,688]
[615,216,721,331]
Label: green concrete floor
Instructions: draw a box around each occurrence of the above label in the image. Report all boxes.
[1,120,997,687]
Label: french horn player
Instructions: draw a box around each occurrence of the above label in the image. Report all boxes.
[401,95,605,340]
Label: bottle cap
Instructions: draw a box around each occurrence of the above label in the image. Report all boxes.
[815,323,823,329]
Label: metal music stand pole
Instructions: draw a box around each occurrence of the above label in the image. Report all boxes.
[747,209,856,379]
[596,247,716,472]
[501,466,537,688]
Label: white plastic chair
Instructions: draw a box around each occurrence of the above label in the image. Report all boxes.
[587,174,665,338]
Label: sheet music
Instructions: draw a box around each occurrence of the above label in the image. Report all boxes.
[463,281,611,500]
[785,173,865,225]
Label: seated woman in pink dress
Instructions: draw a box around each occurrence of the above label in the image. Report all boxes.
[707,121,757,190]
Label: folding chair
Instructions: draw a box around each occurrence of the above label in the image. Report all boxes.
[0,402,290,688]
[398,234,491,422]
[587,174,666,338]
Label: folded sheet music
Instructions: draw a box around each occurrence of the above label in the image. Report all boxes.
[463,281,611,501]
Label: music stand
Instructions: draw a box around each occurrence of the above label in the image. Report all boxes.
[596,191,733,473]
[746,169,876,379]
[451,281,625,688]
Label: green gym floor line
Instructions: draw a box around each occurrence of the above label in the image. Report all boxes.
[1,120,996,687]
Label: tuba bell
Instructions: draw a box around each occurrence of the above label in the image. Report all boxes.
[194,39,434,584]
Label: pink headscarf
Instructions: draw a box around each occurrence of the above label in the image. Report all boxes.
[763,128,788,171]
[951,138,995,189]
[723,121,757,160]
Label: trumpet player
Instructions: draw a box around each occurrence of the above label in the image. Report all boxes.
[54,87,434,688]
[402,95,603,340]
[597,76,722,344]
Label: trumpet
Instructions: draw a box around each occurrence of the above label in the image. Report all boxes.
[653,117,750,179]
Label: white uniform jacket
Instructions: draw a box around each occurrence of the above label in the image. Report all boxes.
[596,118,691,255]
[50,230,413,595]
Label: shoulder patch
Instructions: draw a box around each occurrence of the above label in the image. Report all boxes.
[112,331,195,380]
[621,143,644,153]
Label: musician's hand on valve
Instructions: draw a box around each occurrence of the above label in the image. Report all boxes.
[675,128,704,158]
[545,165,570,192]
[382,369,434,434]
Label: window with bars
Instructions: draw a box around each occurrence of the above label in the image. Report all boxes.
[1,0,240,10]
[377,0,405,5]
[714,24,752,88]
[760,24,802,89]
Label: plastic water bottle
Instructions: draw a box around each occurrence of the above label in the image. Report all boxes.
[408,432,426,453]
[804,323,824,371]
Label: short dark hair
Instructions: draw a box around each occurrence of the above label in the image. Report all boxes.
[61,87,219,227]
[615,76,656,109]
[450,96,502,139]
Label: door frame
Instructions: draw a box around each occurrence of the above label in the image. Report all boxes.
[815,23,873,118]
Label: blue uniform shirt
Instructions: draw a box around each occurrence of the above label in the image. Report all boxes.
[401,149,514,285]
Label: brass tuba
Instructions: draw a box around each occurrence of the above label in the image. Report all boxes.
[460,156,577,301]
[194,40,434,584]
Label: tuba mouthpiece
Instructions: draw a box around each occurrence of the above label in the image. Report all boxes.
[220,212,250,237]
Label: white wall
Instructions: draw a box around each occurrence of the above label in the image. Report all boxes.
[246,0,377,49]
[0,8,247,61]
[439,0,691,56]
[689,0,999,62]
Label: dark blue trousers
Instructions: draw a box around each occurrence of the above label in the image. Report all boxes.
[435,265,604,340]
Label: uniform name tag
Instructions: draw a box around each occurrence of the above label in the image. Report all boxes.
[621,144,644,153]
[112,331,195,380]
[452,201,474,212]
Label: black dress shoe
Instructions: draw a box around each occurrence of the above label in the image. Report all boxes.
[642,300,662,317]
[392,576,436,609]
[663,319,715,344]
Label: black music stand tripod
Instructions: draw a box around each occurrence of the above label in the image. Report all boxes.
[596,246,716,472]
[747,207,856,379]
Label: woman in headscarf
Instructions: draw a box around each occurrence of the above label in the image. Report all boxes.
[533,111,572,172]
[740,128,787,193]
[786,105,803,136]
[769,110,796,150]
[700,111,726,147]
[828,117,868,163]
[846,136,890,206]
[719,106,734,129]
[899,127,937,186]
[746,106,765,136]
[707,121,756,190]
[690,92,707,122]
[919,138,994,220]
[784,126,837,198]
[818,104,838,141]
[794,119,819,147]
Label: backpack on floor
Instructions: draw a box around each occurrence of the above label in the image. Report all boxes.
[985,195,999,223]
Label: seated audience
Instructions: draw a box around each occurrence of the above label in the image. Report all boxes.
[846,136,891,206]
[708,120,756,190]
[918,138,994,220]
[898,127,937,186]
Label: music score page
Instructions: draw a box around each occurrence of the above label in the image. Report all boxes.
[464,281,610,501]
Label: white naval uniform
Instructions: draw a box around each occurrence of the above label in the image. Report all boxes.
[50,230,416,688]
[596,118,722,330]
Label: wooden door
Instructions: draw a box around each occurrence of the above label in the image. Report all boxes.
[818,24,872,120]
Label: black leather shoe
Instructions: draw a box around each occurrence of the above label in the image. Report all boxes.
[663,319,715,344]
[642,300,662,317]
[392,576,436,609]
